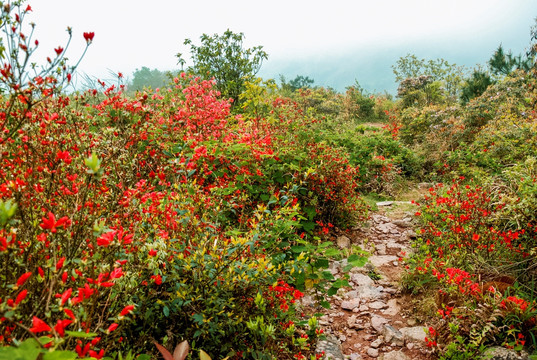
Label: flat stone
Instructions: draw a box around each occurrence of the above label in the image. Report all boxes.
[357,285,384,300]
[367,348,380,358]
[316,334,344,360]
[344,290,359,299]
[369,301,388,309]
[376,201,394,206]
[351,273,375,287]
[341,298,361,310]
[337,235,351,249]
[382,299,400,316]
[371,214,390,223]
[371,337,384,348]
[377,223,396,234]
[369,255,398,267]
[392,219,412,228]
[350,354,362,360]
[347,314,357,328]
[380,350,410,360]
[480,347,529,360]
[371,315,388,333]
[300,294,315,307]
[400,327,427,343]
[383,325,405,347]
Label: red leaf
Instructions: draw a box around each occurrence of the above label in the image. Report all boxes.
[173,341,190,360]
[153,342,174,360]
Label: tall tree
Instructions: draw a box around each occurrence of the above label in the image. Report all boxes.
[392,54,466,100]
[488,45,532,76]
[177,30,268,109]
[130,67,169,92]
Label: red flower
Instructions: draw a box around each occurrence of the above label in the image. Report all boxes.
[83,32,95,43]
[107,323,118,333]
[29,316,52,333]
[472,233,480,241]
[54,47,63,56]
[54,319,73,337]
[56,256,66,271]
[15,289,28,305]
[64,308,75,320]
[120,305,135,316]
[16,272,32,287]
[40,212,70,233]
[151,274,162,285]
[60,288,72,306]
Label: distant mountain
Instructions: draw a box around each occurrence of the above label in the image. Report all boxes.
[259,35,532,95]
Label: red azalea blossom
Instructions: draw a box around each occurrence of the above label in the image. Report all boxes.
[107,323,118,333]
[15,289,28,305]
[40,212,70,233]
[16,272,32,287]
[29,316,52,333]
[120,305,135,316]
[83,32,95,43]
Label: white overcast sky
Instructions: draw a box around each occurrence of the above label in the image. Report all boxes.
[23,0,537,90]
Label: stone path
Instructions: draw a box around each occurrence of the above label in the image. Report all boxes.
[308,210,435,360]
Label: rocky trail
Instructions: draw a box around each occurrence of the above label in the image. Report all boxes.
[307,202,435,360]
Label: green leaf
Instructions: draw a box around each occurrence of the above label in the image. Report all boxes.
[304,206,316,220]
[320,300,331,309]
[347,254,367,268]
[301,221,316,232]
[64,331,98,338]
[327,287,338,296]
[0,339,41,360]
[324,248,340,257]
[163,306,170,317]
[313,258,329,269]
[43,350,78,360]
[290,245,308,253]
[192,313,204,325]
[321,271,335,280]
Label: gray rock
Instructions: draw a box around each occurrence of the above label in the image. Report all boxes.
[399,327,426,343]
[316,334,345,360]
[377,223,396,234]
[383,325,405,347]
[345,290,359,299]
[392,219,412,228]
[371,337,384,348]
[347,314,357,328]
[300,294,315,307]
[371,315,388,333]
[371,214,391,223]
[376,201,394,206]
[337,235,351,249]
[367,348,380,358]
[351,273,375,287]
[357,285,384,300]
[341,298,361,310]
[369,255,399,267]
[379,350,410,360]
[382,299,401,316]
[369,301,388,309]
[350,354,362,360]
[480,347,529,360]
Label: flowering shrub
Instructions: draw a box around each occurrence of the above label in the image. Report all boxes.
[0,4,372,359]
[404,179,537,356]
